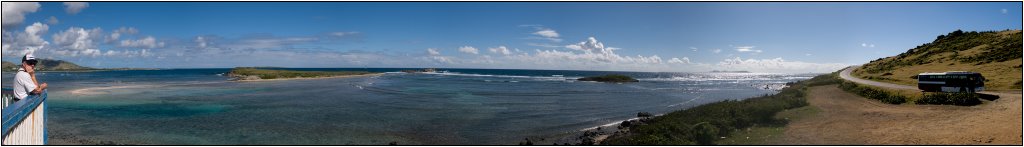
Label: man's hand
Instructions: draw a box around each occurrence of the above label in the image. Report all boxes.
[32,83,48,94]
[25,66,35,75]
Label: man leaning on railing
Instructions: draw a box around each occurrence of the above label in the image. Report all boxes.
[12,53,48,102]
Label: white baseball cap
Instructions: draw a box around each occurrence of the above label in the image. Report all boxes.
[23,53,37,65]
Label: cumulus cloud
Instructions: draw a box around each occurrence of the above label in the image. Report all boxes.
[521,37,675,65]
[668,57,691,64]
[47,16,59,25]
[51,27,104,56]
[735,46,762,53]
[715,57,848,73]
[63,2,89,14]
[118,36,165,49]
[427,48,441,56]
[1,2,41,28]
[2,22,50,56]
[102,49,151,57]
[458,46,479,54]
[488,46,512,55]
[106,27,139,43]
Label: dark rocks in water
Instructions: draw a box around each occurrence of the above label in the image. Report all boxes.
[637,112,652,118]
[577,74,639,83]
[388,141,398,145]
[518,138,534,145]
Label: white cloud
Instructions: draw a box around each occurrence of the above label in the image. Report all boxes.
[118,36,165,49]
[690,47,698,52]
[458,46,479,54]
[519,37,677,65]
[1,2,41,28]
[47,16,59,25]
[712,49,722,54]
[63,2,89,15]
[534,29,559,38]
[735,46,762,53]
[195,36,209,48]
[668,57,691,64]
[526,43,561,48]
[1,22,49,56]
[488,46,511,55]
[1002,9,1008,14]
[861,43,875,48]
[523,25,562,42]
[715,57,848,73]
[106,27,139,43]
[51,27,104,56]
[102,49,151,57]
[328,31,359,37]
[427,48,441,56]
[805,53,813,56]
[229,37,317,49]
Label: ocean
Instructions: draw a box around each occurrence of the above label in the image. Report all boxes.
[1,68,819,145]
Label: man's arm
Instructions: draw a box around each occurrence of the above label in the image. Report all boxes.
[27,70,46,94]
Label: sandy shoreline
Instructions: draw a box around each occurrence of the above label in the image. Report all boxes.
[231,73,384,82]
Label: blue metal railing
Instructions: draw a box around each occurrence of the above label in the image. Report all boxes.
[1,88,47,145]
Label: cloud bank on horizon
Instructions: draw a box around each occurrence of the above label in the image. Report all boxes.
[2,2,1020,73]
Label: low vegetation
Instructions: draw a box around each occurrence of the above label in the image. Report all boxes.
[602,72,840,145]
[853,30,1022,90]
[837,81,909,104]
[227,67,376,80]
[915,92,982,106]
[577,74,639,83]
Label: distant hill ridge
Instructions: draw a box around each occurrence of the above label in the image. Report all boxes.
[1,59,95,72]
[853,29,1023,90]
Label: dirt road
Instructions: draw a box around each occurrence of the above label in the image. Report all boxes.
[780,85,1022,145]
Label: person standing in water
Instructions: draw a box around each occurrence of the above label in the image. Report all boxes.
[12,53,48,103]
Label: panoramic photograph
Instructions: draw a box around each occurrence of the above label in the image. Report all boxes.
[1,1,1021,145]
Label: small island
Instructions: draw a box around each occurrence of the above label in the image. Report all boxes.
[227,67,380,81]
[577,74,639,83]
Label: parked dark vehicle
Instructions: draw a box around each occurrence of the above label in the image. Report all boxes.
[917,71,985,93]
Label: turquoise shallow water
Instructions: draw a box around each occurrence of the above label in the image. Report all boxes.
[2,68,818,145]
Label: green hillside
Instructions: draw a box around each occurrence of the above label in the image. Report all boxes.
[853,30,1023,90]
[34,59,95,71]
[2,61,16,72]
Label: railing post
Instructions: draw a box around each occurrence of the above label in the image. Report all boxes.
[2,88,47,145]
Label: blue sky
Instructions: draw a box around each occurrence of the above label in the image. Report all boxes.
[2,2,1021,73]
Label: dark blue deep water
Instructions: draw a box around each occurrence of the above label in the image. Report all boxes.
[1,68,819,145]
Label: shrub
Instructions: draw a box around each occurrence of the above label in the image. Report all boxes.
[916,93,982,106]
[603,73,837,145]
[838,81,908,104]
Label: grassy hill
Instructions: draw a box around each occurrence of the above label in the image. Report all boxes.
[34,59,96,71]
[2,61,16,72]
[853,30,1023,90]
